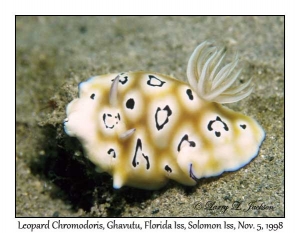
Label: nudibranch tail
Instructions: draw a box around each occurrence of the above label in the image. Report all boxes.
[187,41,253,104]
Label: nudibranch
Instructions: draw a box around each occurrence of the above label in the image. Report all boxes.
[64,42,265,190]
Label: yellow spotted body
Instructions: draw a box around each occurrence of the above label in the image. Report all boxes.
[64,71,264,189]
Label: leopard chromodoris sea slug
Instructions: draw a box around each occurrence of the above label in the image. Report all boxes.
[63,42,265,190]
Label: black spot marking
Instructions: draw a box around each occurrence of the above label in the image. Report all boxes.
[189,164,198,182]
[240,124,247,129]
[177,134,196,152]
[164,165,172,173]
[186,89,194,100]
[132,138,150,170]
[90,93,95,99]
[126,98,135,109]
[147,75,166,87]
[111,75,128,85]
[103,112,121,129]
[155,105,172,131]
[207,116,229,137]
[107,148,116,158]
[103,114,113,129]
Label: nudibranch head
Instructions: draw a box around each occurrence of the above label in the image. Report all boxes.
[63,42,265,190]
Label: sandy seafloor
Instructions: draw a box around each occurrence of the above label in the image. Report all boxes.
[16,16,284,217]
